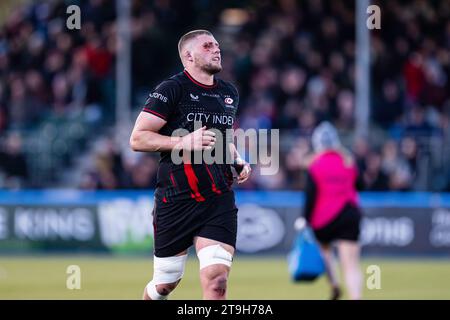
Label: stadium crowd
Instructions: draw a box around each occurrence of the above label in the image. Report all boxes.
[0,0,449,191]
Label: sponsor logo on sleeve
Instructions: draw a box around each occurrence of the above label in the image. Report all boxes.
[148,92,168,103]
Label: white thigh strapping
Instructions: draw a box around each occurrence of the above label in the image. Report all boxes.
[197,244,233,270]
[152,254,188,285]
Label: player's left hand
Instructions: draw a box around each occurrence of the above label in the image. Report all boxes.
[236,159,251,184]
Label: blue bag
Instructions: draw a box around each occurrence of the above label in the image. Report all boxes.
[288,227,325,282]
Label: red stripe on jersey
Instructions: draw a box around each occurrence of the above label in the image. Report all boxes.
[204,164,222,195]
[183,164,206,202]
[183,70,218,89]
[170,172,177,189]
[143,108,167,120]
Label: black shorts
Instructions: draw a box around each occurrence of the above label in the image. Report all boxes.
[153,191,238,257]
[313,203,362,245]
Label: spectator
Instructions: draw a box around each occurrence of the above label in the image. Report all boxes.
[381,140,413,191]
[0,133,29,189]
[363,152,389,191]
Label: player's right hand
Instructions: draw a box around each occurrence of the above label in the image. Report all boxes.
[181,126,216,151]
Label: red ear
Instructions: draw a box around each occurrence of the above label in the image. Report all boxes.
[186,51,193,62]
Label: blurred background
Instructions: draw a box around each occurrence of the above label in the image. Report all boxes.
[0,0,449,299]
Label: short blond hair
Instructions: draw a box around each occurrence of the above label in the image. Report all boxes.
[178,29,213,56]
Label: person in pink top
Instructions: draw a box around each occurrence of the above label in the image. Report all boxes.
[296,122,363,300]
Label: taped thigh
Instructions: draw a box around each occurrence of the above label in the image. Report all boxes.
[152,254,188,285]
[197,244,233,270]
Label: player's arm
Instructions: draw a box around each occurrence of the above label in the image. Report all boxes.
[130,113,216,152]
[130,112,180,152]
[226,84,250,183]
[130,79,216,153]
[130,79,182,152]
[229,142,251,184]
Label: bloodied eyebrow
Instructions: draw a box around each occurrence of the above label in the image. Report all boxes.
[203,41,219,48]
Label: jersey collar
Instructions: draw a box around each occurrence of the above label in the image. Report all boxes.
[183,70,218,89]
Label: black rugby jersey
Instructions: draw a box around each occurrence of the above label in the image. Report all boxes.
[142,70,239,202]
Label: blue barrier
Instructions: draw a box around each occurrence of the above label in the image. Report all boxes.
[0,190,449,207]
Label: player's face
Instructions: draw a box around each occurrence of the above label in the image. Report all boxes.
[192,34,222,74]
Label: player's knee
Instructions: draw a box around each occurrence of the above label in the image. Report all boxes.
[146,254,188,300]
[210,274,228,297]
[156,281,179,295]
[146,280,179,300]
[197,245,233,297]
[203,265,229,296]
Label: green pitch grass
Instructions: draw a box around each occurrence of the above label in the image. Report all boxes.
[0,256,449,299]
